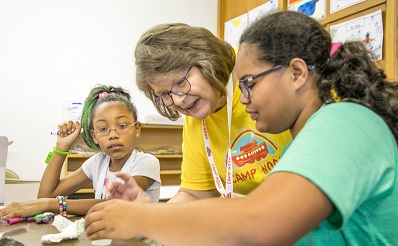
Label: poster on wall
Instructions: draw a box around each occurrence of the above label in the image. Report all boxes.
[288,0,326,20]
[329,9,383,61]
[330,0,365,14]
[248,0,278,25]
[224,13,248,54]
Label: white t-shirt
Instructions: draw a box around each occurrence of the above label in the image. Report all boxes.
[82,150,161,202]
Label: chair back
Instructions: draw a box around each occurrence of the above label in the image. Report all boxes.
[0,136,12,205]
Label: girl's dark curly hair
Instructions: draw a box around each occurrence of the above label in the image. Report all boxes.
[240,11,398,141]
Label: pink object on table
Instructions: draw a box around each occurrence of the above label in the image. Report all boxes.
[6,216,35,225]
[6,217,22,225]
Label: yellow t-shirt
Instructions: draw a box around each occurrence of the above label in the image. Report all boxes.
[181,83,292,195]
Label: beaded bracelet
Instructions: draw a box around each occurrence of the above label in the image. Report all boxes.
[56,195,67,217]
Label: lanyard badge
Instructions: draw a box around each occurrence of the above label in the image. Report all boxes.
[202,121,233,198]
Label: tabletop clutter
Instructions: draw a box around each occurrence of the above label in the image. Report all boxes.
[6,213,85,243]
[6,214,114,245]
[40,215,85,243]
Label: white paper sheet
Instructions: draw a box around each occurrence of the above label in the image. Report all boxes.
[248,0,278,25]
[330,0,365,14]
[224,13,248,53]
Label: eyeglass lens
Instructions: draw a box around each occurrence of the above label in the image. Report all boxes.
[239,65,283,98]
[158,79,191,106]
[95,123,137,137]
[155,67,192,106]
[238,83,250,98]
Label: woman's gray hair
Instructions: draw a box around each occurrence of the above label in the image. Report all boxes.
[135,23,235,120]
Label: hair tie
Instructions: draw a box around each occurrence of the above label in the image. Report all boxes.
[330,42,343,57]
[98,92,108,99]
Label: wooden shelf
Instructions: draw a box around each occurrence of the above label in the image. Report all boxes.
[153,154,183,158]
[75,188,94,194]
[137,124,183,186]
[160,170,182,175]
[140,124,183,129]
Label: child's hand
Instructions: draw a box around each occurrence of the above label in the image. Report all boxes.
[106,172,152,202]
[55,120,81,151]
[0,198,53,220]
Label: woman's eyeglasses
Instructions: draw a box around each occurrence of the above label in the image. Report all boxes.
[91,122,138,137]
[238,65,283,98]
[154,67,192,107]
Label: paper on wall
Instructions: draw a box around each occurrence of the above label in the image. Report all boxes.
[330,9,383,61]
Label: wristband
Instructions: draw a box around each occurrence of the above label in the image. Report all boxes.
[45,151,53,164]
[45,147,69,164]
[53,147,70,155]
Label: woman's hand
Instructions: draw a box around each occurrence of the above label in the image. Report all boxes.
[0,198,53,220]
[85,199,142,240]
[106,172,152,202]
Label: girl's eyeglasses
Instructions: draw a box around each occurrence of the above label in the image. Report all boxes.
[238,65,283,98]
[91,122,138,137]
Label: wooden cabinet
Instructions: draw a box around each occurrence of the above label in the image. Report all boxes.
[63,154,94,199]
[135,124,183,186]
[63,124,183,199]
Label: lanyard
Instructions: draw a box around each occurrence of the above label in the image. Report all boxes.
[202,76,234,198]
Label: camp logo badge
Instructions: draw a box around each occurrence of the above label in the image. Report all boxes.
[230,130,277,167]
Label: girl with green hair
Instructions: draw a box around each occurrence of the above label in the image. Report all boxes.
[0,85,160,218]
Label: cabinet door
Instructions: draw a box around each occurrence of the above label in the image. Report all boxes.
[63,154,94,199]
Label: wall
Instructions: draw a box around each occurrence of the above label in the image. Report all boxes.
[5,181,41,205]
[0,0,217,180]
